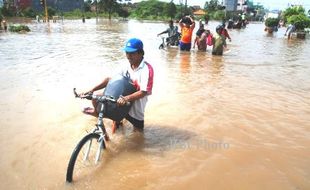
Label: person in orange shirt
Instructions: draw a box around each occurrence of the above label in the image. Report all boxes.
[179,15,195,51]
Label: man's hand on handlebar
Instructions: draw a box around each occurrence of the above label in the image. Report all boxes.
[73,88,93,99]
[117,95,128,106]
[78,91,93,99]
[74,88,130,106]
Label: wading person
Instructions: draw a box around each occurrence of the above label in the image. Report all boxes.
[197,30,212,52]
[285,24,296,40]
[157,20,180,46]
[212,25,227,56]
[193,20,205,49]
[81,38,154,133]
[179,15,195,51]
[221,23,232,42]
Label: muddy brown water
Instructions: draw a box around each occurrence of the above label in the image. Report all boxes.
[0,19,309,189]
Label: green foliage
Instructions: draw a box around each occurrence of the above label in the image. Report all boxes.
[264,17,279,27]
[204,0,229,20]
[9,24,30,32]
[99,0,120,19]
[287,14,310,30]
[21,7,37,18]
[1,6,14,17]
[164,1,177,19]
[282,6,305,22]
[84,0,92,12]
[204,0,219,12]
[47,7,57,17]
[212,10,225,20]
[118,8,130,18]
[63,9,83,18]
[131,0,178,20]
[281,5,310,31]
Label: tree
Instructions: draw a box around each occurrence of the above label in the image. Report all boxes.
[84,0,92,12]
[118,7,130,18]
[131,0,170,19]
[165,1,177,19]
[204,0,219,12]
[282,6,305,22]
[99,0,119,19]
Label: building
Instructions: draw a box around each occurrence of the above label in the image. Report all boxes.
[7,0,84,12]
[224,0,238,11]
[193,9,206,17]
[237,0,248,12]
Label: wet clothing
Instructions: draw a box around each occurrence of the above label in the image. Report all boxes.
[164,26,178,38]
[119,59,154,121]
[180,27,194,44]
[197,32,208,51]
[179,41,191,51]
[180,27,194,51]
[212,33,226,55]
[285,24,296,35]
[162,26,179,46]
[196,28,206,38]
[221,29,231,40]
[125,114,144,130]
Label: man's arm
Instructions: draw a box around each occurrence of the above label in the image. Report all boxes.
[88,77,111,93]
[179,19,184,29]
[157,29,168,36]
[190,16,195,29]
[117,91,147,106]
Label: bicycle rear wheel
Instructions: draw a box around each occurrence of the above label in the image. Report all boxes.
[66,133,105,183]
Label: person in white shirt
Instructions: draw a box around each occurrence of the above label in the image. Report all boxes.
[81,38,154,133]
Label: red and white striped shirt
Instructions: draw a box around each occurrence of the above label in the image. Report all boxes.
[119,59,154,120]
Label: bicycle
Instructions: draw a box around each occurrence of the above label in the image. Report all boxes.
[66,88,130,183]
[158,33,180,49]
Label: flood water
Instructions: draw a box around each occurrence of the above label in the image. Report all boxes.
[0,18,309,190]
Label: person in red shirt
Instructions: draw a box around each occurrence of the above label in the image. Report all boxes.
[221,23,231,42]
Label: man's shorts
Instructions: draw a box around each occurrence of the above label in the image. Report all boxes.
[179,41,191,51]
[125,114,144,131]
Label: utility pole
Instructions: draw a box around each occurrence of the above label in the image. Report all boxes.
[44,0,48,22]
[185,0,187,15]
[40,0,49,22]
[95,0,98,20]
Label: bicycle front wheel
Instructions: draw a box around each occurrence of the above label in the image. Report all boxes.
[66,133,105,183]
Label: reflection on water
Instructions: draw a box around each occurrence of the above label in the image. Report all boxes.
[0,19,310,190]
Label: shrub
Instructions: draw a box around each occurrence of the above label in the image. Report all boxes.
[9,25,30,32]
[265,17,279,27]
[21,7,36,18]
[282,6,305,22]
[287,14,310,31]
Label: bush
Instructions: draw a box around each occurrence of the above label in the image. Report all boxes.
[287,14,310,30]
[9,24,31,32]
[21,7,37,18]
[282,6,305,22]
[264,17,279,27]
[213,10,225,21]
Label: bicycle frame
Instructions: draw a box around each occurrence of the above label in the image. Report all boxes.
[67,88,125,182]
[73,88,113,163]
[82,103,107,164]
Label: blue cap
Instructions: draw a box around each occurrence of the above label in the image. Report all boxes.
[123,38,143,53]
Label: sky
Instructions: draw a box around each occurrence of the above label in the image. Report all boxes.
[252,0,310,10]
[130,0,310,11]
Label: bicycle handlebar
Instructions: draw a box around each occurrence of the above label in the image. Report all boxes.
[73,88,130,106]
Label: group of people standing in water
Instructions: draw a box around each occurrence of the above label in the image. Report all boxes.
[157,15,232,56]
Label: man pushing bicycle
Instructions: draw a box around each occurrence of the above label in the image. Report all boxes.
[80,38,154,133]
